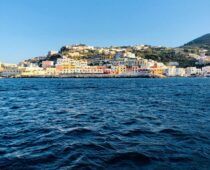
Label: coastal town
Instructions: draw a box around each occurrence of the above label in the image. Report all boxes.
[1,44,210,78]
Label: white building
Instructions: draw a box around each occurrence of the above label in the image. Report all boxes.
[1,64,20,77]
[175,68,186,77]
[138,59,156,69]
[57,58,88,67]
[185,67,202,76]
[124,52,136,59]
[65,44,94,51]
[168,62,179,66]
[202,66,210,76]
[133,45,148,51]
[28,63,39,68]
[164,66,176,77]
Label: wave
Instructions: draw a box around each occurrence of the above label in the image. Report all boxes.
[121,129,155,136]
[105,152,151,166]
[64,127,94,136]
[159,128,187,137]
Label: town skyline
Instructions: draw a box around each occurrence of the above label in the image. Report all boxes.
[1,43,210,78]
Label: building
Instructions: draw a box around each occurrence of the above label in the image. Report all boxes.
[150,68,164,76]
[57,58,88,67]
[21,66,45,77]
[65,44,94,51]
[175,68,186,77]
[126,58,139,67]
[28,63,39,68]
[138,68,151,76]
[42,61,54,69]
[124,52,136,59]
[150,64,164,76]
[81,66,104,74]
[48,51,58,56]
[138,59,156,69]
[59,66,104,74]
[114,52,123,60]
[202,66,210,76]
[133,45,149,51]
[168,62,179,67]
[0,62,4,72]
[45,68,57,76]
[164,66,176,77]
[1,64,21,77]
[185,67,202,76]
[114,65,127,74]
[104,68,116,75]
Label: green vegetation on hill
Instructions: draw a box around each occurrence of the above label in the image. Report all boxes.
[22,34,210,68]
[134,48,197,67]
[59,46,198,67]
[184,33,210,47]
[183,34,210,56]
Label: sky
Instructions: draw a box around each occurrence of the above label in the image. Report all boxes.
[0,0,210,63]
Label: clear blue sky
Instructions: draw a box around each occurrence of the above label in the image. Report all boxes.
[0,0,210,63]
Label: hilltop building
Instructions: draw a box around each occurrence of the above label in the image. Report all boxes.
[48,51,58,56]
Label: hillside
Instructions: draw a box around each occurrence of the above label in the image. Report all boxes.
[22,35,210,68]
[21,45,198,68]
[184,33,210,48]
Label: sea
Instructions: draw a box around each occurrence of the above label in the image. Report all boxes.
[0,78,210,170]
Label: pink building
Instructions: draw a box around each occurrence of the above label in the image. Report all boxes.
[42,61,54,69]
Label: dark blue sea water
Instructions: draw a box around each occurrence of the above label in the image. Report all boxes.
[0,78,210,170]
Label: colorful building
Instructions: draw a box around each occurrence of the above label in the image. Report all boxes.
[42,61,54,69]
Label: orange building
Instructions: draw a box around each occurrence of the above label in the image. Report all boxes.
[150,64,164,76]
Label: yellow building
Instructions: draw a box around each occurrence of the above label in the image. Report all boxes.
[21,67,46,77]
[46,68,57,76]
[115,65,127,74]
[150,68,164,76]
[0,62,4,72]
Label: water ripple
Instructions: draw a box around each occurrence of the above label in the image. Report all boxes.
[0,78,210,169]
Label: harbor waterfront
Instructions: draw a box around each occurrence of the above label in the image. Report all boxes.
[0,78,210,169]
[1,44,210,79]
